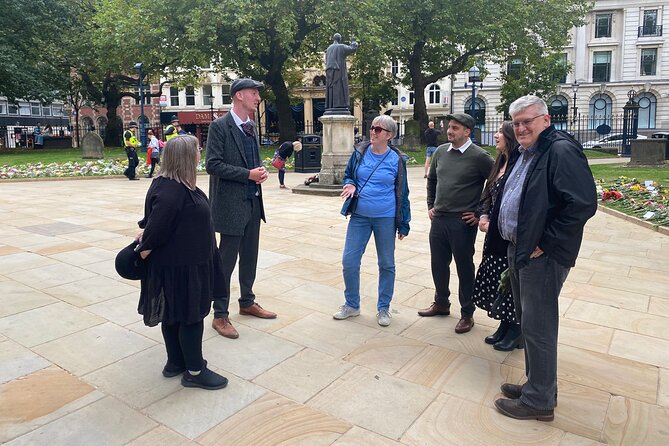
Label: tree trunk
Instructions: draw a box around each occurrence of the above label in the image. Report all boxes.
[265,72,296,142]
[407,43,430,143]
[104,95,123,147]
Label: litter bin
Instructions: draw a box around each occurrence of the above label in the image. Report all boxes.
[295,134,322,173]
[651,132,669,159]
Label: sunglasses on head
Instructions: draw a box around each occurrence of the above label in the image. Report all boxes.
[370,126,389,134]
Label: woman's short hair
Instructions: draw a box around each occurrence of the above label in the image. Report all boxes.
[509,95,548,117]
[159,135,199,189]
[372,115,398,138]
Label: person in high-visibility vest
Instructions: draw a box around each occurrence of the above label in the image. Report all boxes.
[123,121,141,180]
[164,115,181,141]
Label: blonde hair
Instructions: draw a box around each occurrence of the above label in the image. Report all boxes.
[159,135,198,189]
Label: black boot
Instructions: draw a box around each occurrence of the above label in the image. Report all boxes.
[485,320,509,345]
[493,323,523,351]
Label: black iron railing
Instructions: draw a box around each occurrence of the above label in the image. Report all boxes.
[638,25,662,37]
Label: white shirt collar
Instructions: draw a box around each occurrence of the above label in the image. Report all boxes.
[449,138,472,153]
[230,109,252,130]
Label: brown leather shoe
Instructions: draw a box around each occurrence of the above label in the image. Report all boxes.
[240,303,277,319]
[454,316,474,333]
[494,398,554,422]
[212,317,239,339]
[417,302,451,317]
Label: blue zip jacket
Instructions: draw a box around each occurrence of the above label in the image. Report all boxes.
[341,141,411,236]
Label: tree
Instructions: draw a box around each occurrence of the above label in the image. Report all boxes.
[189,0,372,141]
[382,0,591,140]
[0,0,74,102]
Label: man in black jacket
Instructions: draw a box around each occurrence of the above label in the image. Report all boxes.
[494,95,597,421]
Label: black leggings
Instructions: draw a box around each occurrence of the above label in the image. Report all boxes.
[148,158,160,177]
[161,320,204,371]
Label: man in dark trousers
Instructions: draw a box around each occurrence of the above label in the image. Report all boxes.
[123,121,140,180]
[418,113,494,334]
[494,95,596,421]
[206,78,277,339]
[423,120,442,178]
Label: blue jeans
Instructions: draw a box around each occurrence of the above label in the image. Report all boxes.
[342,215,396,311]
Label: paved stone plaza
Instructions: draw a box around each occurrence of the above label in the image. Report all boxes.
[1,166,668,445]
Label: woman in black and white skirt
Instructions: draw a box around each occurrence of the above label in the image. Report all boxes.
[472,122,521,351]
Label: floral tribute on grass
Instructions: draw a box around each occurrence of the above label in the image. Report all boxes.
[596,176,669,227]
[0,159,206,179]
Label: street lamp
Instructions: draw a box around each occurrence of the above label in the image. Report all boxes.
[133,62,146,152]
[208,93,215,121]
[571,81,579,126]
[464,66,482,143]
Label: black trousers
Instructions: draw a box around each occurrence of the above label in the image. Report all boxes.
[124,148,139,179]
[161,320,204,371]
[213,196,261,318]
[148,158,160,177]
[429,214,478,316]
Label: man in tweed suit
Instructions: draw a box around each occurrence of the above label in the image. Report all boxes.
[206,78,277,339]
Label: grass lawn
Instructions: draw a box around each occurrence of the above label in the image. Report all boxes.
[590,164,669,184]
[0,147,128,165]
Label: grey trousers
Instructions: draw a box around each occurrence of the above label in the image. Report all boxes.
[507,244,570,410]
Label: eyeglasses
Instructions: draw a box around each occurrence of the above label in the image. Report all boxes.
[370,126,389,134]
[511,114,545,129]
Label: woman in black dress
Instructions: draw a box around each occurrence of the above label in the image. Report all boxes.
[472,122,521,351]
[136,135,227,390]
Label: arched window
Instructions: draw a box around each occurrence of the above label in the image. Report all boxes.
[464,97,486,125]
[588,93,613,129]
[547,95,569,130]
[81,117,94,133]
[97,117,107,139]
[428,85,441,105]
[636,92,656,129]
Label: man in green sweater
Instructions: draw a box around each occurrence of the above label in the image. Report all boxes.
[418,113,494,334]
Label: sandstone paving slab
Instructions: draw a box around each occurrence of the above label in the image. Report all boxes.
[560,282,649,312]
[231,295,313,333]
[0,281,57,318]
[344,332,427,375]
[143,372,266,440]
[558,317,614,354]
[602,395,669,446]
[83,344,183,409]
[21,222,88,236]
[0,233,63,250]
[0,251,57,274]
[550,380,611,442]
[59,228,125,243]
[401,393,564,446]
[5,396,156,446]
[331,426,405,445]
[47,246,117,266]
[0,340,50,384]
[660,368,669,408]
[559,432,607,445]
[648,296,669,318]
[0,245,22,256]
[274,282,346,315]
[608,329,669,369]
[6,262,98,290]
[86,292,142,327]
[33,322,156,375]
[253,348,354,403]
[308,366,437,439]
[0,367,103,443]
[126,426,197,446]
[43,275,138,307]
[196,392,351,446]
[201,324,302,380]
[0,301,104,347]
[348,299,423,336]
[274,313,379,358]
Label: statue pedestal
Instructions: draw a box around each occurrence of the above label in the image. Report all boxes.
[318,114,356,185]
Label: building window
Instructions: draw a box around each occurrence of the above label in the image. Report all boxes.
[0,100,6,114]
[133,86,150,105]
[19,102,30,116]
[185,86,195,106]
[640,48,657,76]
[30,102,41,115]
[637,92,656,129]
[507,57,523,78]
[170,87,179,106]
[428,85,440,105]
[97,117,108,138]
[643,9,658,34]
[221,84,231,105]
[391,89,398,106]
[391,60,399,76]
[52,104,63,116]
[464,97,486,125]
[8,103,18,115]
[42,104,51,116]
[409,91,415,105]
[558,53,568,84]
[588,93,613,129]
[548,95,568,130]
[202,84,213,105]
[595,13,612,38]
[592,51,611,82]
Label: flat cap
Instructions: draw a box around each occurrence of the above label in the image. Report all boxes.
[445,113,476,130]
[230,78,264,96]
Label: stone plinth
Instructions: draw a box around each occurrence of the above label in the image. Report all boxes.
[318,114,356,185]
[628,140,667,166]
[81,132,104,159]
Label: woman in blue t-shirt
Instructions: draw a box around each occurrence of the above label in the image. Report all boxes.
[335,115,411,327]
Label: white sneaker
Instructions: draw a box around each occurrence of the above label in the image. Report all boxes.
[333,305,360,320]
[377,309,392,327]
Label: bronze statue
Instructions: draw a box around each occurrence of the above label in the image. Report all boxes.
[325,33,358,115]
